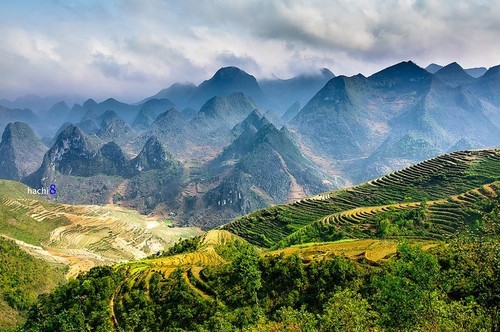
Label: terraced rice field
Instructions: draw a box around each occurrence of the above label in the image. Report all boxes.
[224,149,500,247]
[0,182,202,277]
[270,238,437,263]
[109,229,440,330]
[110,230,426,329]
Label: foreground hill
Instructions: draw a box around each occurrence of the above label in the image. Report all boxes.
[224,148,500,247]
[0,180,201,328]
[0,237,66,330]
[15,148,500,331]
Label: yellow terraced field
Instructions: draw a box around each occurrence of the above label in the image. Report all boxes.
[270,239,437,262]
[0,182,202,277]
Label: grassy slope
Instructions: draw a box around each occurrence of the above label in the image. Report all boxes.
[0,237,66,330]
[18,149,500,330]
[223,148,500,247]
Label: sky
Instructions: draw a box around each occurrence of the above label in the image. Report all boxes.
[1,0,500,102]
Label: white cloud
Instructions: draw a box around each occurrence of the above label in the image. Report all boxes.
[0,0,499,101]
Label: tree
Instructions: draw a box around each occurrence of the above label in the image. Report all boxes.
[232,245,262,306]
[320,289,377,332]
[371,242,440,330]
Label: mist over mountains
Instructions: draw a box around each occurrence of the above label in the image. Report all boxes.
[0,60,499,227]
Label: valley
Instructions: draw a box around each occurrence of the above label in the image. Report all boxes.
[13,146,499,331]
[0,180,201,278]
[0,60,499,331]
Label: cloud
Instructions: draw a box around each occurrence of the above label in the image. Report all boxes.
[0,0,499,101]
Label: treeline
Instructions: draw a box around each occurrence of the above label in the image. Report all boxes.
[19,203,500,331]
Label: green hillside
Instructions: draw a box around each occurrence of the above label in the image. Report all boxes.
[0,237,66,330]
[17,148,500,331]
[224,148,500,247]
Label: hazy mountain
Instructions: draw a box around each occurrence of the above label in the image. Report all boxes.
[0,122,47,180]
[97,110,136,146]
[464,67,488,78]
[132,98,175,130]
[193,92,258,129]
[434,62,475,87]
[469,65,500,107]
[424,63,443,74]
[141,82,196,109]
[40,101,71,128]
[189,67,270,109]
[121,136,184,213]
[24,125,183,210]
[0,105,39,136]
[0,94,84,112]
[290,60,500,184]
[259,68,335,113]
[291,74,376,159]
[292,62,433,158]
[426,63,488,78]
[26,125,102,183]
[128,136,179,174]
[77,109,100,134]
[230,109,270,137]
[348,77,499,182]
[145,107,194,156]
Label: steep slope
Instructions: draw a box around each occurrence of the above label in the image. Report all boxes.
[424,63,443,74]
[25,124,103,185]
[0,237,66,330]
[39,101,71,131]
[192,92,259,131]
[292,62,433,160]
[281,101,301,123]
[230,109,270,137]
[24,125,184,210]
[464,66,487,78]
[187,92,260,150]
[97,110,136,146]
[291,74,376,159]
[351,78,500,182]
[143,107,200,158]
[0,122,47,180]
[291,61,499,183]
[189,67,270,109]
[224,148,500,247]
[202,120,330,225]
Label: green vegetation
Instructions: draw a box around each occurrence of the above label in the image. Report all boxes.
[19,231,500,331]
[0,180,71,245]
[0,237,66,330]
[225,149,500,247]
[6,149,500,331]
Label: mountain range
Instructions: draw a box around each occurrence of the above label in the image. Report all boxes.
[1,59,500,330]
[0,60,499,226]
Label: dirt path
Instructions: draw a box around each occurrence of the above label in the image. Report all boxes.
[276,153,306,202]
